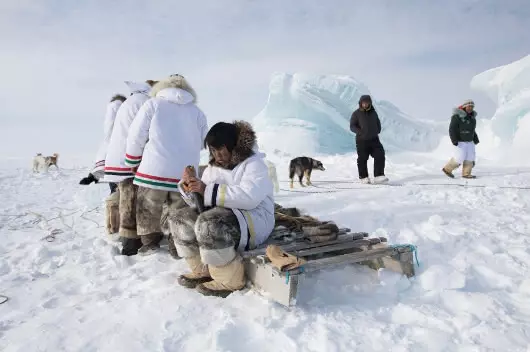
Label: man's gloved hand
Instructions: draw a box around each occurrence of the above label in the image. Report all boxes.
[452,141,458,146]
[79,173,98,185]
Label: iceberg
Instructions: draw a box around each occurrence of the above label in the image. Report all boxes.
[471,54,530,156]
[253,73,441,156]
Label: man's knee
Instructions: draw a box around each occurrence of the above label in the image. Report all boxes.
[169,207,198,239]
[195,208,239,246]
[195,208,239,266]
[372,146,385,159]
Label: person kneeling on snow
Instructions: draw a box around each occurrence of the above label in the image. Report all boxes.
[79,94,127,194]
[442,99,479,179]
[350,95,388,184]
[124,74,209,255]
[171,121,275,297]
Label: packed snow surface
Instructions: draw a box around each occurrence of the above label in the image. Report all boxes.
[253,73,441,156]
[1,154,530,352]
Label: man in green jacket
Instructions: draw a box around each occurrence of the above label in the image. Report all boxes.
[442,99,480,179]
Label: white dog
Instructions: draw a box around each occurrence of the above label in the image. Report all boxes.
[33,153,59,173]
[264,159,280,194]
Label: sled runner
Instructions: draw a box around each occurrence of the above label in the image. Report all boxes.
[242,206,417,307]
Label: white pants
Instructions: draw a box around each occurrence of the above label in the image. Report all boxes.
[454,142,475,164]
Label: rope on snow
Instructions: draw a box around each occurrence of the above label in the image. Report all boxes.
[0,295,8,305]
[278,179,530,191]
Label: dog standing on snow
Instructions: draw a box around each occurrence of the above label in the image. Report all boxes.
[264,159,280,194]
[289,156,325,188]
[32,153,59,172]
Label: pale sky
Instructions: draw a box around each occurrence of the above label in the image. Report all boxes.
[1,0,529,156]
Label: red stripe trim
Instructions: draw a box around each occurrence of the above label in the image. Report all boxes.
[135,172,180,183]
[105,166,132,171]
[125,154,142,160]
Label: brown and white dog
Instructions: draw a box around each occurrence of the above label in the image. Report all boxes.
[33,153,59,172]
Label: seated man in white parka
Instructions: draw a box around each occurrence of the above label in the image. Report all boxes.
[171,121,275,298]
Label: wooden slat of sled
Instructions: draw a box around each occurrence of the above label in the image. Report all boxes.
[242,231,368,258]
[286,247,400,275]
[292,237,387,257]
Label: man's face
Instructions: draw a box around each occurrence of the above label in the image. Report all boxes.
[464,105,474,113]
[361,101,370,110]
[210,146,231,167]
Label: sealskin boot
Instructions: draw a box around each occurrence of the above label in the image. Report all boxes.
[178,256,211,288]
[442,158,460,178]
[195,256,245,298]
[462,161,476,179]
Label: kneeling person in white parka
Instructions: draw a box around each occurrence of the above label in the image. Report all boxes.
[124,75,209,255]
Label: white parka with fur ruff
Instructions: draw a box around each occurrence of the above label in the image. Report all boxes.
[179,121,275,251]
[124,77,208,191]
[91,98,124,178]
[104,87,151,182]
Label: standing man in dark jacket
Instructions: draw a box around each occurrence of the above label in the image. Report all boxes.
[442,99,480,179]
[350,95,388,184]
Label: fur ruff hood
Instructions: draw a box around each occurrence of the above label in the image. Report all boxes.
[110,94,126,103]
[453,107,477,118]
[150,76,197,102]
[209,120,257,168]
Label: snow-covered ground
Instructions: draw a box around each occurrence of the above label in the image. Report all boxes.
[1,153,530,352]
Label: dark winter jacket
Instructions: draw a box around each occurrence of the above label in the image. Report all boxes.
[350,95,382,141]
[449,107,479,145]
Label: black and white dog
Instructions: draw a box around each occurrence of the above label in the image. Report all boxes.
[288,157,325,188]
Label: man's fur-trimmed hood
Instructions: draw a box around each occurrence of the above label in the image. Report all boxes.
[150,75,197,103]
[110,94,126,103]
[453,107,477,118]
[209,120,257,168]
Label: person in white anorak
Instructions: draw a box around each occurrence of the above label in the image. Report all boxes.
[124,74,209,256]
[104,79,157,255]
[79,93,127,192]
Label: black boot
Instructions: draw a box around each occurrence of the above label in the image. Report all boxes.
[138,233,164,256]
[121,238,143,256]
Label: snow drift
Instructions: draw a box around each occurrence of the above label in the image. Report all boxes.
[471,54,530,160]
[253,73,441,156]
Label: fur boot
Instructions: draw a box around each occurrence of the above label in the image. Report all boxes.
[178,256,211,288]
[462,161,476,179]
[195,255,245,298]
[442,158,460,178]
[105,191,120,235]
[167,233,181,260]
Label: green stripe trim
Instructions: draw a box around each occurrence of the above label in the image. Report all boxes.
[124,158,141,165]
[134,177,179,189]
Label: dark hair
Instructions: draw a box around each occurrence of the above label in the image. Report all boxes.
[204,122,238,152]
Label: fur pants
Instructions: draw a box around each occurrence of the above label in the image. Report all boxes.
[118,178,138,239]
[105,190,120,235]
[136,187,187,246]
[170,207,241,267]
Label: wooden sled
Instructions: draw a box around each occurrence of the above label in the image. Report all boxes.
[242,228,416,307]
